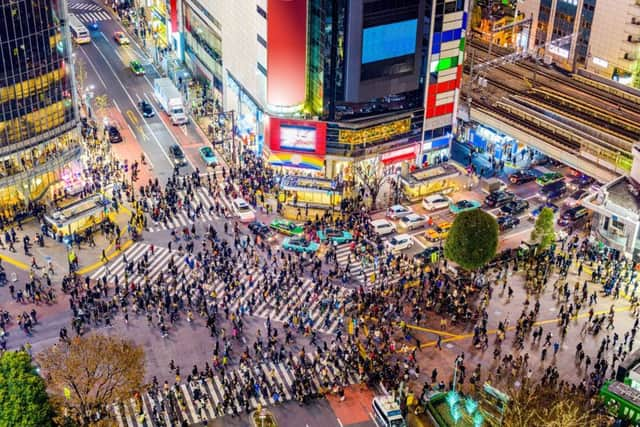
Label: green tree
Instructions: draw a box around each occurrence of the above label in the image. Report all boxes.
[530,207,556,251]
[444,209,499,270]
[0,350,54,427]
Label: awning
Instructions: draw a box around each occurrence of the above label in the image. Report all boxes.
[268,152,324,171]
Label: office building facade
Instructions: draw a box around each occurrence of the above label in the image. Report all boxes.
[0,0,81,216]
[177,0,468,180]
[519,0,640,87]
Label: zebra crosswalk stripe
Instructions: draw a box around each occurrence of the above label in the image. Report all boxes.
[146,188,229,232]
[76,11,111,23]
[69,2,102,11]
[113,356,360,426]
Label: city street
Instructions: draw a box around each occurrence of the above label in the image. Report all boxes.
[2,1,639,427]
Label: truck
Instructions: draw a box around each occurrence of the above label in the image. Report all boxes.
[153,78,188,125]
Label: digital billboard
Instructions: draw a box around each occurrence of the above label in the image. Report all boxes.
[280,124,317,152]
[361,19,418,65]
[267,117,327,156]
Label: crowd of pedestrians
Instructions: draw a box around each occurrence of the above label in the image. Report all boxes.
[1,145,639,424]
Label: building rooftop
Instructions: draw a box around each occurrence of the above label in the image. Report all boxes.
[607,177,640,214]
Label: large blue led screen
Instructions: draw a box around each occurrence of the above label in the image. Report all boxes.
[361,19,418,64]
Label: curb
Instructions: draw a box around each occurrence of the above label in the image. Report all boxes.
[76,239,134,275]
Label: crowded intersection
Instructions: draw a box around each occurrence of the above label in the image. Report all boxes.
[1,141,640,426]
[3,1,640,426]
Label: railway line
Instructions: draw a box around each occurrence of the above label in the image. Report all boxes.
[467,38,640,116]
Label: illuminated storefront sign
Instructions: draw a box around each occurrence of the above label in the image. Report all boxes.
[338,119,411,145]
[592,57,608,68]
[380,144,418,165]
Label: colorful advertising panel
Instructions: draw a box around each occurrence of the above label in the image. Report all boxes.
[267,0,307,107]
[362,19,418,64]
[267,117,327,156]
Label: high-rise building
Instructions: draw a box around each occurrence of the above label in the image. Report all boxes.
[0,0,81,216]
[178,0,468,179]
[518,0,640,86]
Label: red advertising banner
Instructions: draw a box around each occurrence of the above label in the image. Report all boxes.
[267,0,307,107]
[267,117,326,156]
[170,0,178,32]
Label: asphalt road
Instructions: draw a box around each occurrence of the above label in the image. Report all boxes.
[74,7,200,180]
[368,164,582,260]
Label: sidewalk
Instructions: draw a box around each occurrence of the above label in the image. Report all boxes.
[0,204,133,276]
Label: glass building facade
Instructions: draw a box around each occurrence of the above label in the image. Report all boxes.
[0,0,80,215]
[536,0,595,67]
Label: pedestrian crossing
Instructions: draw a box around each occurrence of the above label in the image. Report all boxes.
[112,354,359,427]
[144,187,235,233]
[335,243,379,285]
[90,242,345,334]
[68,1,103,12]
[334,243,408,287]
[74,11,112,23]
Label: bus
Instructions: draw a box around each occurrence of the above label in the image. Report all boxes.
[68,14,91,44]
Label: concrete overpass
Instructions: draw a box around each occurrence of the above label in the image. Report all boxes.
[464,103,624,183]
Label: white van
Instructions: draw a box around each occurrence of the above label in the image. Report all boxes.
[372,396,406,427]
[371,219,396,236]
[233,198,255,223]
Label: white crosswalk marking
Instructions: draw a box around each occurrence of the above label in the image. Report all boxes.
[145,187,231,232]
[333,242,407,287]
[89,243,343,334]
[112,357,359,426]
[68,2,103,11]
[75,11,112,23]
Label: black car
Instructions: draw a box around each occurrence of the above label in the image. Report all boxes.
[107,126,122,143]
[485,190,515,208]
[497,215,520,231]
[509,170,537,185]
[169,144,186,167]
[415,247,443,264]
[500,199,530,215]
[558,206,589,226]
[568,174,594,191]
[248,221,275,240]
[138,100,154,118]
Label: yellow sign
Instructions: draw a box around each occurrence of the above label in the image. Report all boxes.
[64,387,71,400]
[339,118,411,145]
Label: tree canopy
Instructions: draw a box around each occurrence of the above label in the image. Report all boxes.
[444,209,499,270]
[37,334,145,427]
[503,384,606,427]
[530,207,556,251]
[0,350,53,427]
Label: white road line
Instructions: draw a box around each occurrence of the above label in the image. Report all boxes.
[90,33,175,166]
[76,47,107,89]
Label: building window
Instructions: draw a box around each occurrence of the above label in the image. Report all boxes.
[257,34,267,48]
[257,5,267,19]
[257,62,267,76]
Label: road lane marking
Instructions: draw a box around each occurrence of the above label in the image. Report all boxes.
[100,32,126,64]
[76,46,107,89]
[89,36,174,166]
[126,110,139,126]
